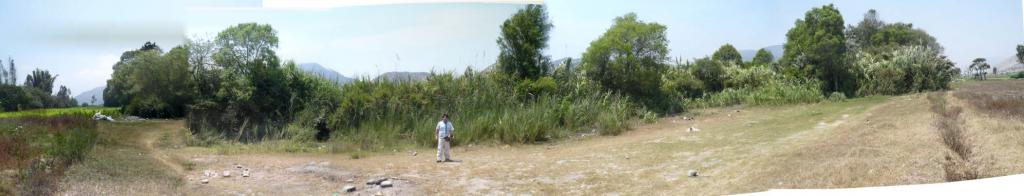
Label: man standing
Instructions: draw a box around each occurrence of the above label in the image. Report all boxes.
[435,113,454,162]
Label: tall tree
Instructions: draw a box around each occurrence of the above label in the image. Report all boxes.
[496,4,553,80]
[783,4,853,95]
[0,58,6,85]
[581,13,669,101]
[105,42,163,107]
[7,57,12,85]
[846,9,884,51]
[711,43,742,65]
[970,58,990,80]
[751,48,775,65]
[1017,44,1024,64]
[24,69,56,94]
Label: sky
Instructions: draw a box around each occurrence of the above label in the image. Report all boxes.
[0,0,1021,97]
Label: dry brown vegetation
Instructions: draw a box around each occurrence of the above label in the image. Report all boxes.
[928,92,978,181]
[954,80,1024,118]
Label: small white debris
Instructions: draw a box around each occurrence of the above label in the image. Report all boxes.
[200,179,209,184]
[411,151,418,156]
[342,185,356,192]
[687,127,701,132]
[242,169,250,177]
[380,180,393,188]
[222,171,231,177]
[688,170,699,177]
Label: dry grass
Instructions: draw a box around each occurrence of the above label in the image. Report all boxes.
[946,80,1024,179]
[928,92,978,181]
[953,80,1024,118]
[58,121,184,195]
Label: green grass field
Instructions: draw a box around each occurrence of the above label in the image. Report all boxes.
[0,107,120,119]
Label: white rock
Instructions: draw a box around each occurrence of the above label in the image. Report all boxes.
[222,171,231,177]
[380,180,393,188]
[242,169,250,177]
[687,127,700,132]
[688,170,699,177]
[200,179,210,184]
[342,185,356,192]
[411,151,418,156]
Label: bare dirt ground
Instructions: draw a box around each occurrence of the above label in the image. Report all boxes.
[59,82,1024,195]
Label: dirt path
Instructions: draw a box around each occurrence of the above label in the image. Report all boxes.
[141,122,186,175]
[159,95,964,195]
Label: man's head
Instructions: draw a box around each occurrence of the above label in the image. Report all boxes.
[442,113,449,121]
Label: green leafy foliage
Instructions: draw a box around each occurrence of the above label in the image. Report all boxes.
[496,4,552,80]
[783,4,855,95]
[1017,44,1024,64]
[690,58,726,92]
[103,43,194,118]
[751,48,775,65]
[853,46,956,95]
[712,44,743,65]
[581,13,673,112]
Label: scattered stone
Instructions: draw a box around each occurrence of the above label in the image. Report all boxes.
[200,179,210,184]
[366,177,388,185]
[346,179,355,183]
[735,110,740,113]
[342,185,356,192]
[411,151,418,156]
[242,169,250,177]
[688,170,699,177]
[222,171,231,177]
[380,180,393,188]
[687,127,701,132]
[375,191,384,196]
[123,116,146,122]
[682,116,693,120]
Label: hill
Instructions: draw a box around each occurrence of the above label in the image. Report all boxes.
[74,86,105,106]
[992,56,1024,75]
[374,71,431,82]
[297,63,354,85]
[740,44,785,62]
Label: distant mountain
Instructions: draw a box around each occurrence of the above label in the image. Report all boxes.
[375,71,431,82]
[992,56,1024,75]
[297,63,353,85]
[75,86,105,106]
[739,44,785,62]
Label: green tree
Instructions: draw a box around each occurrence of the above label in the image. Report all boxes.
[54,85,76,108]
[5,57,14,85]
[690,57,725,92]
[711,43,742,65]
[24,69,56,94]
[581,13,669,107]
[782,4,853,95]
[846,9,884,51]
[751,48,775,65]
[969,58,990,80]
[105,42,163,107]
[846,10,941,54]
[496,4,552,80]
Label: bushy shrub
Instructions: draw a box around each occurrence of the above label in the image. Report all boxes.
[661,66,704,99]
[724,65,778,89]
[854,45,956,96]
[319,69,640,150]
[689,78,824,107]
